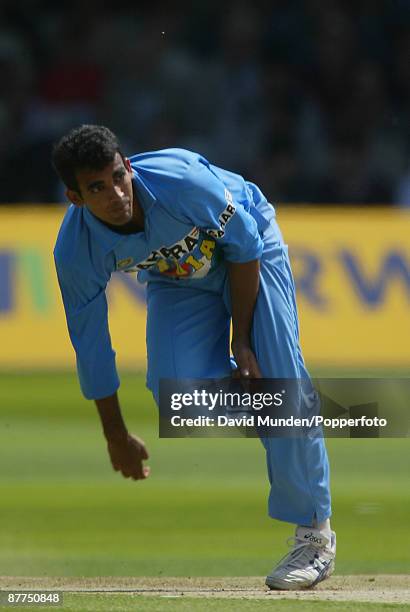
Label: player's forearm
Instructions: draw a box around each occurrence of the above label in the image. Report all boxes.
[227,259,260,346]
[95,392,128,441]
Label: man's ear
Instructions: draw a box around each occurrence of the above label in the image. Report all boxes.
[66,189,84,207]
[125,158,132,172]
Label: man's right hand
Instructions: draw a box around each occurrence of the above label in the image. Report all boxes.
[95,392,150,481]
[106,432,150,480]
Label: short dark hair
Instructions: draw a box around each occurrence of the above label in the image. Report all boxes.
[51,124,123,191]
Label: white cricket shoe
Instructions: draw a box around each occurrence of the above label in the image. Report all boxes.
[265,526,336,590]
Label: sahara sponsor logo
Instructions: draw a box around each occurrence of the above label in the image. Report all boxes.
[122,227,218,279]
[206,189,236,239]
[134,227,201,271]
[117,190,235,278]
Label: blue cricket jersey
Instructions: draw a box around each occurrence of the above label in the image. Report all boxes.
[54,148,274,399]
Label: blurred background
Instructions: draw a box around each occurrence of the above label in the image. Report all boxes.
[0,0,409,205]
[0,0,409,583]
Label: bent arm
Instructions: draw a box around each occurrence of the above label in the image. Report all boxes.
[55,259,150,479]
[227,259,262,378]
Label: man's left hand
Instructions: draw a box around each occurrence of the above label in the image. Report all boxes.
[231,340,262,378]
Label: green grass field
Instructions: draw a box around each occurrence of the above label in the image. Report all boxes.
[5,596,406,611]
[0,372,409,610]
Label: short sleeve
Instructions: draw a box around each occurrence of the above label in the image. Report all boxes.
[177,159,264,262]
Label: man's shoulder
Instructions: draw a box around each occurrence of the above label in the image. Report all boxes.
[129,148,203,181]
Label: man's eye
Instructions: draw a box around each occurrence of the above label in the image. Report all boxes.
[90,185,103,193]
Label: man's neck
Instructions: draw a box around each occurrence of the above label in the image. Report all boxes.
[130,183,145,230]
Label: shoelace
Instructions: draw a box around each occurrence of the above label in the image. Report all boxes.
[277,536,325,571]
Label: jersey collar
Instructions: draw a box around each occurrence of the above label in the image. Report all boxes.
[83,207,126,254]
[132,170,156,215]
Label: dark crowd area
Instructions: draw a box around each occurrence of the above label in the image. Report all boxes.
[0,0,409,205]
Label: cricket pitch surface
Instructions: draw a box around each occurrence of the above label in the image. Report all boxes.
[1,575,409,604]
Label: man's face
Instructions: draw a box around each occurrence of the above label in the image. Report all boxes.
[67,153,134,226]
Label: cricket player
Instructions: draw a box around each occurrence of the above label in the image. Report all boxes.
[52,124,336,589]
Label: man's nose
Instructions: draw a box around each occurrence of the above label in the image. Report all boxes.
[110,184,124,200]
